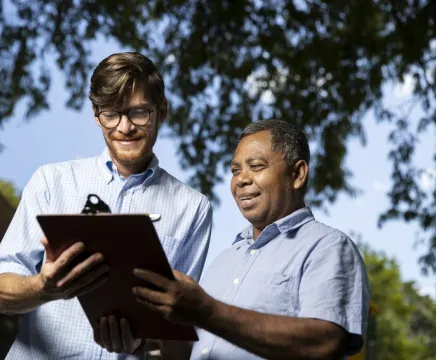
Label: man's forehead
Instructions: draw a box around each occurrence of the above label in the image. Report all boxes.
[121,84,153,107]
[236,132,272,152]
[232,138,274,163]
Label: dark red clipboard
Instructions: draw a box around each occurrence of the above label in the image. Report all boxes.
[36,214,198,341]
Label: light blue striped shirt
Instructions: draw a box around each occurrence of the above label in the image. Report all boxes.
[0,148,212,360]
[191,207,370,360]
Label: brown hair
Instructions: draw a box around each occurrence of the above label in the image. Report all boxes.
[89,52,165,111]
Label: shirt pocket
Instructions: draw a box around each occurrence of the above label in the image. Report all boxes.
[239,269,295,315]
[160,235,183,268]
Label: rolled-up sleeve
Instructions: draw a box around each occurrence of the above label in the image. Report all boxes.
[0,167,50,277]
[298,232,370,356]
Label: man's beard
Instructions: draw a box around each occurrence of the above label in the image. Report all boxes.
[105,132,151,166]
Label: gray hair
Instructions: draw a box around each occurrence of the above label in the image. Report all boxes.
[241,119,310,165]
[241,119,310,191]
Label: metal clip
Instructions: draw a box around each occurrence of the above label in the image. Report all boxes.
[81,194,112,214]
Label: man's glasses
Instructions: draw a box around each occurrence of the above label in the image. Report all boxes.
[95,105,156,129]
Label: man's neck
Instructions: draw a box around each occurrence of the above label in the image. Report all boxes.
[253,201,306,240]
[113,154,153,179]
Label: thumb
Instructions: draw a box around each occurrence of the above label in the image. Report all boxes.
[172,270,183,280]
[173,270,190,282]
[41,237,55,261]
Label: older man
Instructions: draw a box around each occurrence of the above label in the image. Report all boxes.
[104,119,370,359]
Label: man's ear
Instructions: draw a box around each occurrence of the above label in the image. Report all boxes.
[292,160,309,190]
[157,97,168,124]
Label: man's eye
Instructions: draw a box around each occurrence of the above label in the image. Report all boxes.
[130,109,148,118]
[101,111,118,119]
[250,164,264,170]
[231,168,240,175]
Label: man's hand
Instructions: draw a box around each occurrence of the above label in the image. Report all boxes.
[94,316,142,354]
[38,238,109,301]
[132,269,214,326]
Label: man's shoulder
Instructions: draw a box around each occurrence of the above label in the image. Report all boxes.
[301,218,362,258]
[41,155,100,171]
[34,156,101,179]
[158,168,210,205]
[22,156,100,190]
[304,218,353,243]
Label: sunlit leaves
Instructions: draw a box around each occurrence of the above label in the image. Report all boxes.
[0,0,435,271]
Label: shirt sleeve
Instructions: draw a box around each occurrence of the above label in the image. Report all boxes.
[0,167,50,277]
[173,196,213,282]
[298,232,370,356]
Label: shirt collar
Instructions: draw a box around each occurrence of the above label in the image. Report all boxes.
[98,147,160,186]
[232,207,315,245]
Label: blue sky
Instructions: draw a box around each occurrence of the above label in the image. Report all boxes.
[0,39,435,299]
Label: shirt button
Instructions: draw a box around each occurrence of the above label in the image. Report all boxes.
[122,191,127,197]
[233,278,240,285]
[201,347,209,355]
[250,249,257,255]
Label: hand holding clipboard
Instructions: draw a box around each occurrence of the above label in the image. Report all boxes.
[37,194,198,341]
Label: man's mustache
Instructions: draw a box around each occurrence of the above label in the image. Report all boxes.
[109,134,142,141]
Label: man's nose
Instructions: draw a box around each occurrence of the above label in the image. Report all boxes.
[235,169,253,187]
[117,114,136,134]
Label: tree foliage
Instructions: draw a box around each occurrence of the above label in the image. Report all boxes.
[0,180,20,208]
[0,181,20,358]
[361,244,436,360]
[0,0,435,271]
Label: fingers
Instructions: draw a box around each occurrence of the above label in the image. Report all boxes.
[57,252,106,288]
[133,287,170,316]
[94,320,100,345]
[109,316,123,353]
[95,317,141,354]
[133,284,169,306]
[173,269,193,283]
[172,269,184,280]
[133,268,170,289]
[120,318,143,353]
[41,237,49,247]
[100,317,113,352]
[120,318,133,352]
[135,296,161,310]
[68,270,109,298]
[135,296,168,317]
[41,238,54,260]
[49,242,86,276]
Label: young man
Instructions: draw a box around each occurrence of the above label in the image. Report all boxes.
[128,119,370,359]
[0,52,212,360]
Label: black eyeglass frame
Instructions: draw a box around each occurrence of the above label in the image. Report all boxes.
[94,105,156,129]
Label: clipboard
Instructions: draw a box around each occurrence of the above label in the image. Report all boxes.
[36,213,198,341]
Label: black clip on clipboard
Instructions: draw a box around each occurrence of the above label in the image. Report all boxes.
[81,194,112,214]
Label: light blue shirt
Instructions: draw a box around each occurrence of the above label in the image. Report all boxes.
[191,207,370,360]
[0,148,213,360]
